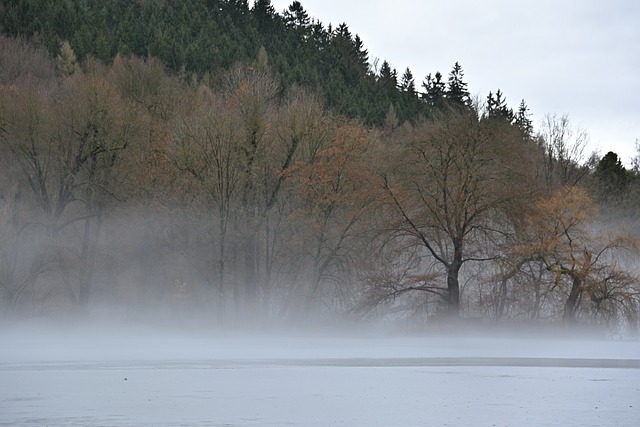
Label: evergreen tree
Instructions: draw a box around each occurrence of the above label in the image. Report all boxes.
[594,151,630,202]
[421,72,446,112]
[445,62,470,109]
[352,34,369,75]
[397,67,423,123]
[399,67,415,94]
[486,89,513,122]
[310,19,330,50]
[252,0,278,34]
[330,24,369,81]
[514,99,533,139]
[284,1,311,30]
[378,60,397,92]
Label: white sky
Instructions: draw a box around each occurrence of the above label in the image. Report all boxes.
[268,0,640,165]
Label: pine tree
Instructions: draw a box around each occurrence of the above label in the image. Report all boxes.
[445,62,470,109]
[594,151,630,201]
[331,24,368,74]
[253,0,278,34]
[400,67,415,94]
[514,99,533,139]
[397,67,422,123]
[284,1,311,30]
[378,60,397,92]
[486,89,513,122]
[421,72,446,111]
[352,35,369,75]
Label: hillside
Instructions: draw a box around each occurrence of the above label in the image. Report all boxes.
[0,0,528,125]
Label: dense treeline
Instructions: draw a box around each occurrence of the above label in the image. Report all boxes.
[0,0,509,126]
[1,1,639,331]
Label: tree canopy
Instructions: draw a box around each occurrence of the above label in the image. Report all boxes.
[0,0,485,126]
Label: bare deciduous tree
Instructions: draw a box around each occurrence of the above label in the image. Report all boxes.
[286,119,381,316]
[536,113,590,188]
[171,85,245,317]
[378,109,534,316]
[0,71,133,310]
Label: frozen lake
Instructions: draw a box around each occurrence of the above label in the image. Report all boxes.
[1,327,639,426]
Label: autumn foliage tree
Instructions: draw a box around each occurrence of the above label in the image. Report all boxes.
[513,186,639,323]
[286,119,381,316]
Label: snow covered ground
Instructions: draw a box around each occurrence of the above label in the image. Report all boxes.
[1,326,639,426]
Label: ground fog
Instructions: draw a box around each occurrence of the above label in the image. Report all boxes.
[1,323,639,426]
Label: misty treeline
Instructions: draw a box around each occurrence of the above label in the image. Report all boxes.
[1,13,640,332]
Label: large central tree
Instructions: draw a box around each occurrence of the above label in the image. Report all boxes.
[380,109,533,315]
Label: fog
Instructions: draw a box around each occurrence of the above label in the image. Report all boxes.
[1,319,639,426]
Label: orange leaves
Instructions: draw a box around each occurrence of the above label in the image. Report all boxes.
[533,186,597,230]
[287,121,378,219]
[510,185,639,320]
[519,186,597,257]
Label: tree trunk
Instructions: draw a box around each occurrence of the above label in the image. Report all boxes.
[77,214,101,311]
[496,277,508,320]
[446,261,462,316]
[216,214,227,321]
[243,231,258,312]
[562,275,583,322]
[563,252,591,323]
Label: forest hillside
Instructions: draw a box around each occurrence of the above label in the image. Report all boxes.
[1,0,639,332]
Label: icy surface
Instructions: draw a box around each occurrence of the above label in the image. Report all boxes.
[1,326,639,426]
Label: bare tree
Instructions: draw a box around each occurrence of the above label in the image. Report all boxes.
[632,139,640,174]
[222,62,279,312]
[0,36,56,86]
[171,85,245,318]
[536,114,590,188]
[378,109,534,316]
[0,71,132,310]
[259,87,328,312]
[285,119,381,316]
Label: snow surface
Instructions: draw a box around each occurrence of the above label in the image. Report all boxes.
[1,326,639,426]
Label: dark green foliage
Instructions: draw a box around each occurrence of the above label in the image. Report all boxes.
[421,71,446,112]
[420,63,474,116]
[0,0,506,127]
[0,0,408,124]
[445,61,470,109]
[397,67,422,122]
[594,151,630,202]
[486,89,513,122]
[378,61,397,91]
[399,68,415,93]
[514,99,533,139]
[284,1,311,30]
[483,93,536,144]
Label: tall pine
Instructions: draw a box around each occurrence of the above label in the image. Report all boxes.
[422,71,446,112]
[445,62,470,109]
